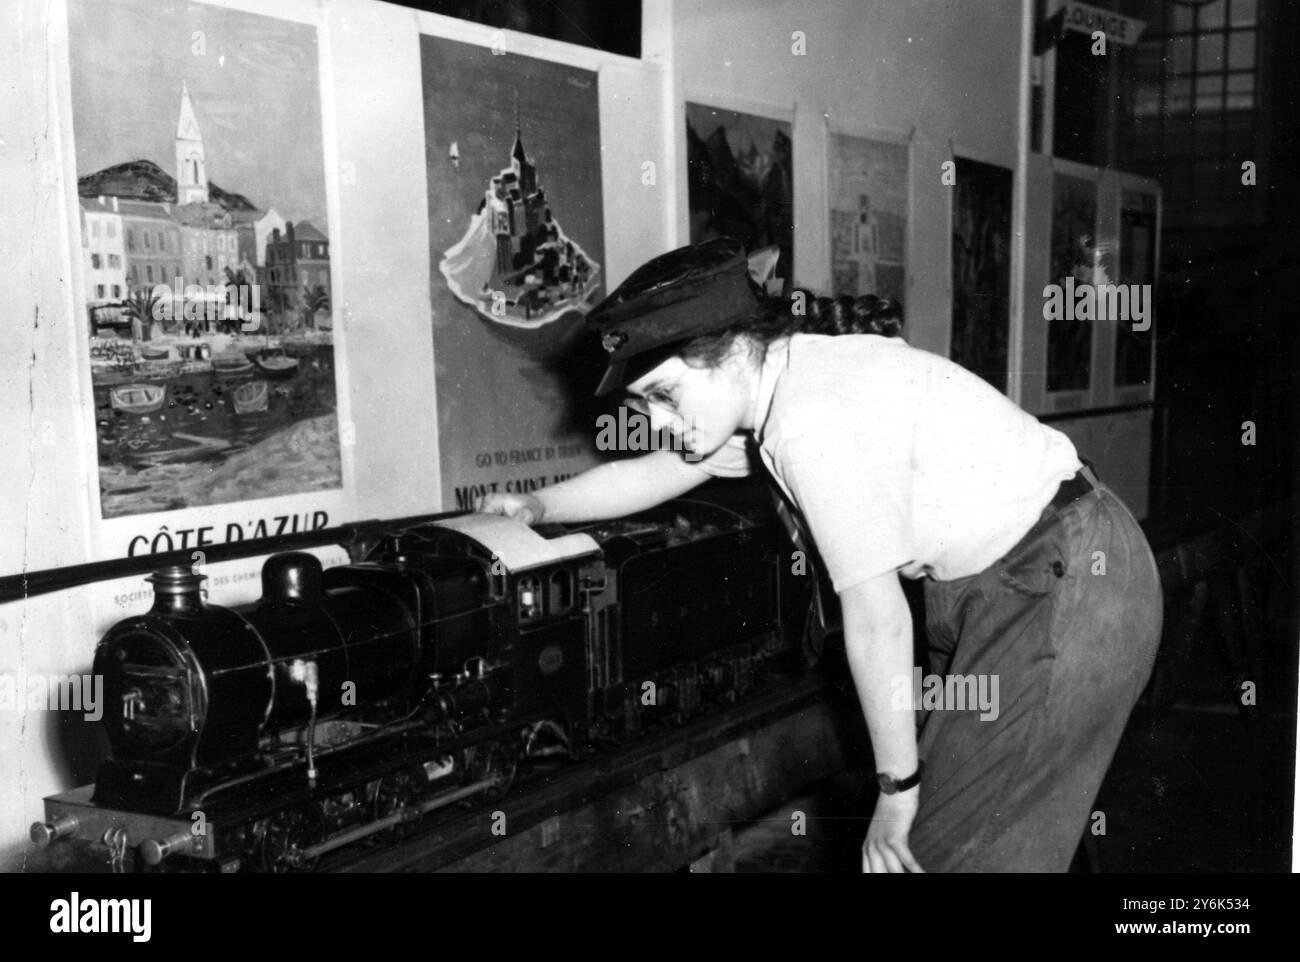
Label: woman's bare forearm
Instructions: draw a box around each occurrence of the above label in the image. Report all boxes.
[839,574,920,779]
[535,450,710,523]
[844,619,919,778]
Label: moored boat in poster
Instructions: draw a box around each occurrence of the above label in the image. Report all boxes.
[249,348,299,379]
[109,383,166,415]
[232,379,269,414]
[213,352,254,377]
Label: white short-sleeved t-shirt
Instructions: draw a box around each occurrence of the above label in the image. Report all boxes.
[696,334,1081,591]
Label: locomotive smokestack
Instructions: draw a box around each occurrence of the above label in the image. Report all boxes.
[146,566,207,617]
[262,552,323,604]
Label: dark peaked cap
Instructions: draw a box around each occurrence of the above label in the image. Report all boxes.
[586,237,760,397]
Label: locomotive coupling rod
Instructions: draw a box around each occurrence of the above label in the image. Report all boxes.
[294,777,499,862]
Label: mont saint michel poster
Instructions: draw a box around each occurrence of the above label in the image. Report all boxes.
[69,0,340,520]
[421,34,606,510]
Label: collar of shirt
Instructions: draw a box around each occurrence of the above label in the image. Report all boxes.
[751,336,791,445]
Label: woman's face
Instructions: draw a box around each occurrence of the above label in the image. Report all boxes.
[624,343,756,459]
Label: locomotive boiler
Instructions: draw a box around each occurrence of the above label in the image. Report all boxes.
[32,500,808,872]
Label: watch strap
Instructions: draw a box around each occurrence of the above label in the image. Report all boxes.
[876,759,925,795]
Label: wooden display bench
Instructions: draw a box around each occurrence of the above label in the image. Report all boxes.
[339,675,851,873]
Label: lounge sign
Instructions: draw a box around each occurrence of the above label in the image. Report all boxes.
[1048,0,1146,47]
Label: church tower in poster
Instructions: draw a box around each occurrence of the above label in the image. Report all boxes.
[175,82,209,205]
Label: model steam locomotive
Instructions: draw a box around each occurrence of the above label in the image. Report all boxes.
[32,500,809,871]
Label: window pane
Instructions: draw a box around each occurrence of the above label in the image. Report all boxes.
[1221,162,1243,195]
[1200,0,1227,29]
[1227,30,1255,69]
[1230,0,1258,27]
[1169,34,1194,73]
[1169,3,1195,31]
[1226,71,1255,109]
[1131,0,1165,23]
[1134,40,1165,79]
[1196,75,1225,111]
[1133,83,1161,116]
[1166,77,1193,112]
[1197,32,1224,69]
[1193,159,1220,194]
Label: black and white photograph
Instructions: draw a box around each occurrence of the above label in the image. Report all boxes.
[1,0,1295,935]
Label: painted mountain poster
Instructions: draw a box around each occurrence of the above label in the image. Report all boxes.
[69,0,339,520]
[686,103,793,290]
[421,35,606,510]
[829,133,908,305]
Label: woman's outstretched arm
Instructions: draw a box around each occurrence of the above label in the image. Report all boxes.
[475,448,712,524]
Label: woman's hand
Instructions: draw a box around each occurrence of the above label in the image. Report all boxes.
[474,491,545,525]
[862,788,924,873]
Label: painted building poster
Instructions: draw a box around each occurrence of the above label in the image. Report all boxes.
[686,103,793,290]
[69,0,340,520]
[421,35,606,510]
[950,157,1013,393]
[828,134,907,305]
[1047,173,1099,394]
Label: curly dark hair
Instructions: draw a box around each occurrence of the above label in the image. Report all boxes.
[678,290,905,369]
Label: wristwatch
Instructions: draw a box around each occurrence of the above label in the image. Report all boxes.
[876,760,925,795]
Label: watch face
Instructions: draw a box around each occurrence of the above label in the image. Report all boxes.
[876,774,896,795]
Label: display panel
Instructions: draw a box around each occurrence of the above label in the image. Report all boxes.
[950,157,1013,392]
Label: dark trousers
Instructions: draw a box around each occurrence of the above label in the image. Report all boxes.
[907,470,1163,872]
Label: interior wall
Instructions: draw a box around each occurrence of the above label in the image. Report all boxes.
[669,0,1025,357]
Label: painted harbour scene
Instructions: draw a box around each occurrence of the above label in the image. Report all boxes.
[70,0,341,518]
[91,332,337,519]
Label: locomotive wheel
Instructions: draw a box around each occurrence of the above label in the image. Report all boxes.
[254,803,326,873]
[465,740,518,803]
[372,769,423,841]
